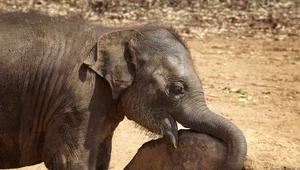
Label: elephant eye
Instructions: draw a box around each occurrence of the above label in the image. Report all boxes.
[169,82,185,100]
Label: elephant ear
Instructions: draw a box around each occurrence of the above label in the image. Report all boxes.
[84,30,136,99]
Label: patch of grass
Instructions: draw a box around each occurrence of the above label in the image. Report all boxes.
[222,87,246,97]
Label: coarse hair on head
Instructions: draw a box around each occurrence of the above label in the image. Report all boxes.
[132,24,190,52]
[165,26,189,52]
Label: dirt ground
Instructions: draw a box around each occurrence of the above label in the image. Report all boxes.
[1,1,300,170]
[9,35,299,170]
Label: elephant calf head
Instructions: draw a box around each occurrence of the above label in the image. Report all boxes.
[84,26,247,170]
[125,129,228,170]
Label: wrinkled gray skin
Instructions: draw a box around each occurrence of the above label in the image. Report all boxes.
[125,130,228,170]
[0,12,247,170]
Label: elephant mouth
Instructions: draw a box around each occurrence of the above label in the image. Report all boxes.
[126,112,179,148]
[162,114,179,148]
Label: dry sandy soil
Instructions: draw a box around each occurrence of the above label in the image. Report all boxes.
[0,1,299,169]
[7,35,300,170]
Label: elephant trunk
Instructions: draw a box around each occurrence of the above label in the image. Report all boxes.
[174,101,247,170]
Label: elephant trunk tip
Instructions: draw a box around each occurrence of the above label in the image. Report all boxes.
[174,106,247,170]
[228,130,247,170]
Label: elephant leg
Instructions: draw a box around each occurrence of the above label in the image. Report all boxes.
[42,111,96,170]
[95,134,113,170]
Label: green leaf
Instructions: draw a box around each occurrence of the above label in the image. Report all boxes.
[263,95,269,99]
[222,87,246,95]
[234,94,245,98]
[261,91,271,95]
[222,87,231,94]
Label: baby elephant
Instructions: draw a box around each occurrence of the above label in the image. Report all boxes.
[125,129,229,170]
[0,12,246,169]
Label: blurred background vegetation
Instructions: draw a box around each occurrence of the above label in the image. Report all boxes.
[0,0,299,39]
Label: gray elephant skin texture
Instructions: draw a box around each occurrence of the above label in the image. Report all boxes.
[0,12,247,170]
[125,129,228,170]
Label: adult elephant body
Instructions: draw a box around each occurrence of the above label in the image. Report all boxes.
[0,12,117,169]
[0,12,246,170]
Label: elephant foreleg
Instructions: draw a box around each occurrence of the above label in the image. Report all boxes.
[95,134,113,170]
[42,110,95,170]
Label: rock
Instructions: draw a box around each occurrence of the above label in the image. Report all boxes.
[125,129,228,170]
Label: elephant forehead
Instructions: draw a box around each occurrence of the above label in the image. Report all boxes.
[166,55,181,66]
[163,54,191,78]
[164,52,190,68]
